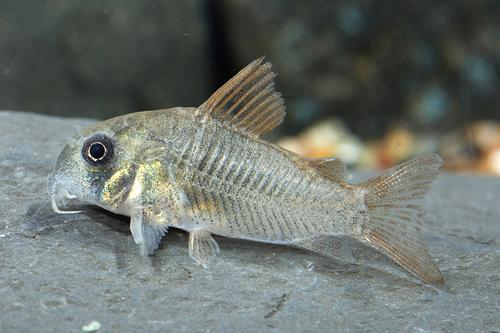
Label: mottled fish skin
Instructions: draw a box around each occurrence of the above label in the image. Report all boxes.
[49,58,445,286]
[93,108,361,242]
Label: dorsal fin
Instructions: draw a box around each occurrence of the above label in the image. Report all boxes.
[308,157,347,180]
[197,57,286,137]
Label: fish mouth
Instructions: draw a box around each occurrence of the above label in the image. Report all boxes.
[50,190,83,214]
[49,183,84,215]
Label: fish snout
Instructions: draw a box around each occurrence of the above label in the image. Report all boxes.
[48,173,84,215]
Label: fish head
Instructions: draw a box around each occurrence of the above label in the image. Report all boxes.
[48,116,139,215]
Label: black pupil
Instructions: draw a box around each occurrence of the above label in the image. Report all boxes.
[89,142,106,160]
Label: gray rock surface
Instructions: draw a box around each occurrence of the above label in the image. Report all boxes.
[1,111,499,333]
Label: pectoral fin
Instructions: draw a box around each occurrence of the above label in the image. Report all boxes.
[130,209,168,256]
[188,230,220,267]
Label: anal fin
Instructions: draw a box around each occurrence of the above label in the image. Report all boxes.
[296,235,440,286]
[296,235,355,262]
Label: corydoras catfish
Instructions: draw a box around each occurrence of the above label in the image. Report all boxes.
[48,58,445,286]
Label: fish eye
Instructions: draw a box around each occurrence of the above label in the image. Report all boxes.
[82,134,114,165]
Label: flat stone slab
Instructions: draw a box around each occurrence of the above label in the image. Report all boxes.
[1,111,499,333]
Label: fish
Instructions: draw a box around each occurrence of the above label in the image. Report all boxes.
[48,57,445,286]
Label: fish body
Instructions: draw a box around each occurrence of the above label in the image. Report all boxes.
[49,58,445,286]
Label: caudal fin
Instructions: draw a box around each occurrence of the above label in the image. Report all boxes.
[357,153,445,286]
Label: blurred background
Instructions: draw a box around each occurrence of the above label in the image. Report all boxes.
[0,0,499,174]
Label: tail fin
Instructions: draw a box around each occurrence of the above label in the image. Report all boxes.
[356,153,445,286]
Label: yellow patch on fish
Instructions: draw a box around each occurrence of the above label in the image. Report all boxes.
[101,162,134,208]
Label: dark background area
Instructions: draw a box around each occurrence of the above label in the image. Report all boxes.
[1,0,499,172]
